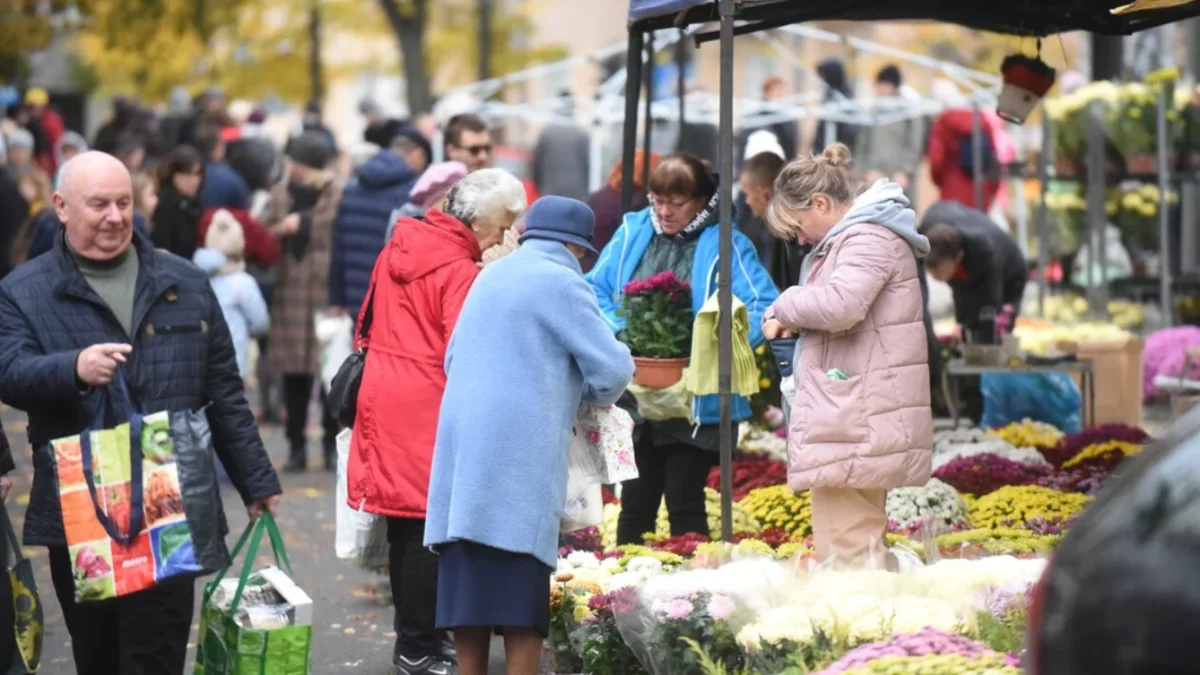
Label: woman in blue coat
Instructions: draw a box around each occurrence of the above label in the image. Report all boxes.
[424,196,634,675]
[586,153,779,545]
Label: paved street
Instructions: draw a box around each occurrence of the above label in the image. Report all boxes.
[1,401,514,674]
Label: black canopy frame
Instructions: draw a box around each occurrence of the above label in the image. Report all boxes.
[620,0,1200,543]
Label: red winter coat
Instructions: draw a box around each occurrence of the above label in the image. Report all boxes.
[347,209,482,518]
[196,208,283,267]
[926,109,1004,212]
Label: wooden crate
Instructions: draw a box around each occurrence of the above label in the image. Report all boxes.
[1057,337,1145,427]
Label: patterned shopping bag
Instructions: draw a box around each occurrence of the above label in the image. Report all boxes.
[1,503,42,675]
[194,513,312,675]
[576,405,638,483]
[50,369,222,602]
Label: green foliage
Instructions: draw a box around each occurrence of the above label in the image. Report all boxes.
[619,272,693,359]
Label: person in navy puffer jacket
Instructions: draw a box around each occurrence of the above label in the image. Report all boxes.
[328,130,421,320]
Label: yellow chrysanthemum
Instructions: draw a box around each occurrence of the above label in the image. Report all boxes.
[738,486,812,538]
[968,485,1091,530]
[1061,440,1143,469]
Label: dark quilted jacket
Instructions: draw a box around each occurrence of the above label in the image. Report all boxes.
[329,151,417,319]
[0,230,281,546]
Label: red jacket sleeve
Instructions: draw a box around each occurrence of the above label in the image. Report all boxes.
[198,208,282,267]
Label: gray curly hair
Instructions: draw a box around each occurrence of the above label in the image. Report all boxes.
[443,168,527,228]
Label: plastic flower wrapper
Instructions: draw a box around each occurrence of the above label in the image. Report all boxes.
[814,628,1020,674]
[885,479,971,535]
[933,453,1054,495]
[573,587,650,675]
[613,557,803,674]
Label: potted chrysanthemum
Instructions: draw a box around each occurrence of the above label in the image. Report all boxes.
[619,271,693,388]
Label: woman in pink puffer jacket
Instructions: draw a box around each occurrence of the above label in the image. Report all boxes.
[763,143,933,567]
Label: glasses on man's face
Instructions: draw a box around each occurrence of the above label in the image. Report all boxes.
[649,194,694,212]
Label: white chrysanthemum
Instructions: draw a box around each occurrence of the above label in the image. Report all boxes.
[626,556,664,574]
[566,551,600,569]
[932,439,1050,469]
[886,478,971,534]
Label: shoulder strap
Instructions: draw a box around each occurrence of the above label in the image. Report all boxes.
[357,281,376,345]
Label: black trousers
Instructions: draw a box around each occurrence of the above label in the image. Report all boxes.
[387,517,445,659]
[617,430,719,545]
[282,374,338,450]
[49,546,194,675]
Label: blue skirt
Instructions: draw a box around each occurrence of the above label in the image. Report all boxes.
[435,540,552,637]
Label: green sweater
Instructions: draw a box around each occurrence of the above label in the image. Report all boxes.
[70,243,140,337]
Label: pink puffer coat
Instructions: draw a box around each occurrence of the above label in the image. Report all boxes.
[770,222,933,491]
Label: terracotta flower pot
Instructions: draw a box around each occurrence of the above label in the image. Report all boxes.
[632,357,689,389]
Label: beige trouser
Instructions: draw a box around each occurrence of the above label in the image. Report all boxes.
[810,487,890,568]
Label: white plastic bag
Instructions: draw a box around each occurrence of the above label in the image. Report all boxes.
[315,311,354,393]
[334,428,389,568]
[562,430,604,532]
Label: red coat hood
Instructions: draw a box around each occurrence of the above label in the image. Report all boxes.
[387,209,482,284]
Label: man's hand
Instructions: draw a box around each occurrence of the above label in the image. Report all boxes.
[763,319,796,340]
[76,343,133,387]
[248,494,281,521]
[0,477,12,502]
[892,172,910,190]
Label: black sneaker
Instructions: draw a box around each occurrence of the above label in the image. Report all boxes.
[393,654,457,675]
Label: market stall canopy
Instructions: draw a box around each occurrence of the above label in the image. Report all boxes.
[628,0,1200,35]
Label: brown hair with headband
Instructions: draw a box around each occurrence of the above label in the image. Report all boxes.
[765,142,858,240]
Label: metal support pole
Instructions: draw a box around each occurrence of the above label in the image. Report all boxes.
[971,103,985,211]
[1014,175,1028,258]
[620,29,645,214]
[823,120,835,150]
[478,0,492,81]
[1085,100,1109,318]
[1037,113,1052,317]
[677,29,687,138]
[309,0,323,104]
[588,115,604,194]
[717,0,735,544]
[1157,86,1174,325]
[643,32,655,191]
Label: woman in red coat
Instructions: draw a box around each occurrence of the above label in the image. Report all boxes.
[347,167,527,674]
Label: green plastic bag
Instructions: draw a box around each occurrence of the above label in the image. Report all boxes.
[194,513,311,675]
[629,372,694,422]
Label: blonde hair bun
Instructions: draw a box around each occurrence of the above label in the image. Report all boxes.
[820,142,852,168]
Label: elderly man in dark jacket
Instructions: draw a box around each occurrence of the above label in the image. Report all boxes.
[0,152,281,675]
[329,128,420,319]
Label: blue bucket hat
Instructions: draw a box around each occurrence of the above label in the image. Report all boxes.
[518,196,599,258]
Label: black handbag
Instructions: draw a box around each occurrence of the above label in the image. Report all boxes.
[329,284,375,429]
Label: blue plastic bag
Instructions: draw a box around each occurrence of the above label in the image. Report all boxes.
[980,373,1082,434]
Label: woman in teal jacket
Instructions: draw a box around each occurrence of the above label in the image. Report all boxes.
[586,153,779,544]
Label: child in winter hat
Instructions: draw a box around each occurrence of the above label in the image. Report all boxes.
[192,210,269,377]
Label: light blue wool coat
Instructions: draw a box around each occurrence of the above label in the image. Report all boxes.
[585,206,780,424]
[424,239,635,568]
[192,248,270,378]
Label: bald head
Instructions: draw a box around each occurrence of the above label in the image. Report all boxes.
[53,151,136,261]
[57,151,132,200]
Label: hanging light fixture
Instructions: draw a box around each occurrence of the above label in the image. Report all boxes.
[997,47,1057,125]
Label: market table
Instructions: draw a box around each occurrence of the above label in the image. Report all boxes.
[941,359,1096,428]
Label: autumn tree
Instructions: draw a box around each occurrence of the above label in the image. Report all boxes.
[0,0,61,82]
[377,0,567,115]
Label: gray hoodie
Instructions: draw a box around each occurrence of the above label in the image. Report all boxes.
[782,180,928,412]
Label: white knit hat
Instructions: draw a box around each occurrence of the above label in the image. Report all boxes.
[204,209,245,261]
[744,129,786,161]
